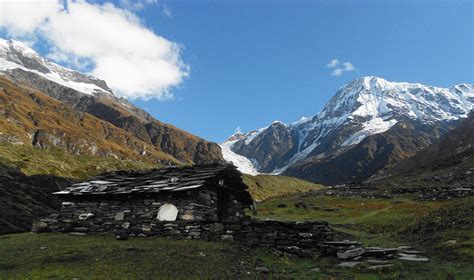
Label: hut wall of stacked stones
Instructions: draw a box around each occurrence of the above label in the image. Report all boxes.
[50,188,247,234]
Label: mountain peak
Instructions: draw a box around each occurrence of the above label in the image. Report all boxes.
[345,76,393,92]
[0,37,113,97]
[222,76,473,175]
[225,133,247,142]
[0,38,34,54]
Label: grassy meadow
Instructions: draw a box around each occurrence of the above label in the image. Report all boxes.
[1,194,472,279]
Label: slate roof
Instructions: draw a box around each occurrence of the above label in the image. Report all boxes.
[53,164,251,203]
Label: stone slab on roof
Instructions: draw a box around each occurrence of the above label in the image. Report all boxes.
[53,164,245,196]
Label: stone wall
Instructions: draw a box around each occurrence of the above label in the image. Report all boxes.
[33,188,250,234]
[32,189,333,254]
[34,217,333,256]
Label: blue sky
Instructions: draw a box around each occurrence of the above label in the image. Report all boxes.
[1,0,472,143]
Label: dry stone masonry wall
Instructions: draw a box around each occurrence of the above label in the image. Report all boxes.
[33,194,333,253]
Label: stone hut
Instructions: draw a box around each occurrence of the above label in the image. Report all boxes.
[35,164,333,251]
[45,164,253,234]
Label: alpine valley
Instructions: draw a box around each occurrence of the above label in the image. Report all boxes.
[222,76,474,184]
[1,1,474,278]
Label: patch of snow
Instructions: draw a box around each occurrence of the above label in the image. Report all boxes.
[220,140,259,175]
[0,38,112,97]
[342,118,398,146]
[272,140,319,174]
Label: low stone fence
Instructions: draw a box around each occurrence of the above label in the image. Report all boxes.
[33,218,333,255]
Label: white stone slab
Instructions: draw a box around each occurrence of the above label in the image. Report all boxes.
[157,203,179,221]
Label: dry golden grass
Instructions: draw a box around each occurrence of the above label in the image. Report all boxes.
[0,77,179,164]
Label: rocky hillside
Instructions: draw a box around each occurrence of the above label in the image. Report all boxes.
[284,120,453,185]
[370,112,474,189]
[0,77,177,163]
[223,76,473,184]
[0,38,223,166]
[0,163,70,234]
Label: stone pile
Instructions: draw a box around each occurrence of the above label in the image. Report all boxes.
[233,220,333,257]
[311,185,393,199]
[392,186,473,200]
[319,240,430,269]
[311,182,473,201]
[417,187,472,200]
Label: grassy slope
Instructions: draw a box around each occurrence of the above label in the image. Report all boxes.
[1,231,472,279]
[242,174,323,201]
[0,142,156,180]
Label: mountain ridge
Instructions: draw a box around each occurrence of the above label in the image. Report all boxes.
[222,76,473,183]
[0,38,223,166]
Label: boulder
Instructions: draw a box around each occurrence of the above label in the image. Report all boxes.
[114,212,125,221]
[398,253,429,262]
[255,267,270,273]
[31,221,49,233]
[157,204,179,221]
[337,262,360,268]
[294,200,309,209]
[337,247,365,259]
[121,222,131,229]
[116,230,129,240]
[367,264,393,270]
[221,234,234,241]
[78,213,94,220]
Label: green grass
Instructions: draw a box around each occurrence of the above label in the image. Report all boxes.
[256,192,474,259]
[243,174,323,201]
[402,196,474,261]
[0,233,252,279]
[0,142,157,180]
[1,194,472,279]
[1,232,473,279]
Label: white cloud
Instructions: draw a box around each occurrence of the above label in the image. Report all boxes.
[0,0,60,36]
[235,126,242,134]
[327,58,356,77]
[326,58,339,68]
[0,0,188,100]
[331,68,344,77]
[342,62,355,71]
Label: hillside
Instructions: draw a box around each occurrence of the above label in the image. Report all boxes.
[0,39,223,166]
[0,163,70,234]
[0,142,156,180]
[285,120,452,184]
[242,174,322,201]
[0,77,179,164]
[370,113,474,189]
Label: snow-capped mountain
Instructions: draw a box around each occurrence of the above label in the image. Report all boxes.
[0,38,113,97]
[222,76,474,179]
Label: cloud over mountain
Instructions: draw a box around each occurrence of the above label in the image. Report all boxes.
[326,58,356,77]
[0,0,188,100]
